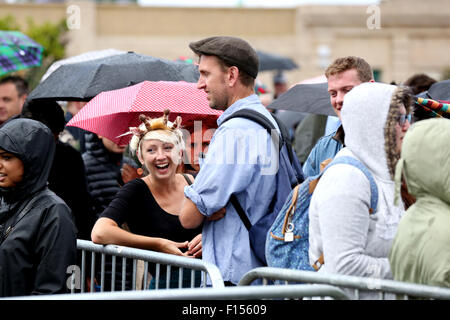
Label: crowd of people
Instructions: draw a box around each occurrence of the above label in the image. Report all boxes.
[0,35,448,298]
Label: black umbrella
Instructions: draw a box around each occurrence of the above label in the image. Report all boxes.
[28,52,200,101]
[256,50,299,72]
[427,79,450,101]
[267,82,335,116]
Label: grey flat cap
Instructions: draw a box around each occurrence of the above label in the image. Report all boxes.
[189,36,259,79]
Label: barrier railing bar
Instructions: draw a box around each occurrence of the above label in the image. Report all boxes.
[155,263,160,290]
[177,268,180,288]
[238,267,450,300]
[166,265,171,289]
[81,250,86,293]
[190,269,195,288]
[111,255,116,291]
[76,240,224,290]
[6,284,350,300]
[132,259,137,291]
[90,252,95,294]
[121,257,126,291]
[100,253,105,292]
[143,261,149,290]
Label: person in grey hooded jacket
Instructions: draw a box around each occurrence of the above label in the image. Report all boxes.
[308,83,412,299]
[0,118,77,297]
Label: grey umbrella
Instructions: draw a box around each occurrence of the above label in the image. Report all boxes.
[256,50,299,72]
[427,79,450,101]
[28,52,200,101]
[267,82,335,116]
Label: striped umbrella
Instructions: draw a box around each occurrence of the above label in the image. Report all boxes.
[67,81,223,146]
[0,30,43,76]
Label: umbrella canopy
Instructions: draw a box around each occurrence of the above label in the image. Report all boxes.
[0,30,43,76]
[426,79,450,101]
[256,50,299,72]
[40,48,125,82]
[267,82,335,116]
[28,52,200,101]
[66,81,222,146]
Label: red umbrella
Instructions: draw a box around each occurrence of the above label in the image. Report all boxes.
[67,81,222,146]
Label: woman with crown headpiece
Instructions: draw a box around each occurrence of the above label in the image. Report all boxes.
[91,110,203,288]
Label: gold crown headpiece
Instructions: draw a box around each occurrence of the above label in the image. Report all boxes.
[121,109,184,157]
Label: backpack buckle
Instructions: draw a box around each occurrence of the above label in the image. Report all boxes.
[312,254,324,271]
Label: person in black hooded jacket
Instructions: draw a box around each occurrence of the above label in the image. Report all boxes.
[0,118,77,297]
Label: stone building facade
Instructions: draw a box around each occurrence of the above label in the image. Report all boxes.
[1,0,450,89]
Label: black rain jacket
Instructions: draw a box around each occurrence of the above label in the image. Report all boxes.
[0,119,77,297]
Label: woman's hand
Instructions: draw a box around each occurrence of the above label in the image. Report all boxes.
[207,207,226,221]
[187,234,202,258]
[157,238,191,257]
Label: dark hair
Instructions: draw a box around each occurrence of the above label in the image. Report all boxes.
[0,75,29,97]
[403,73,437,95]
[217,58,255,88]
[21,99,66,135]
[325,56,373,82]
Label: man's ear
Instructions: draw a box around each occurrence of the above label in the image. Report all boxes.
[227,66,239,87]
[19,94,28,110]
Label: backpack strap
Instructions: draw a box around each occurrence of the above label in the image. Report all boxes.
[311,156,379,271]
[221,109,283,150]
[323,156,379,214]
[221,109,282,232]
[181,173,193,185]
[221,109,303,232]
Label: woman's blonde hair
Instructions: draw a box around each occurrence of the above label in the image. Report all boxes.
[129,110,185,160]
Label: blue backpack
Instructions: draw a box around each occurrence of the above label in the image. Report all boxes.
[265,156,379,271]
[220,109,304,266]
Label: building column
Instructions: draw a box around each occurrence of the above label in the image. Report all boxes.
[391,32,410,84]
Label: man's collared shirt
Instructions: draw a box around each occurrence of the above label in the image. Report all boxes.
[184,94,279,285]
[302,125,345,178]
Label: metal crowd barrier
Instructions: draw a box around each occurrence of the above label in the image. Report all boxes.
[7,284,350,300]
[238,267,450,300]
[70,240,224,292]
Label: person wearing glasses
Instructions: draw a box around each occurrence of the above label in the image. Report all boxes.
[389,118,450,288]
[308,83,413,299]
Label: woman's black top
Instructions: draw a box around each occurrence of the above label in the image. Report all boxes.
[100,178,202,244]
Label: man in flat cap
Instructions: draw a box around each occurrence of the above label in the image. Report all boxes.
[180,36,282,286]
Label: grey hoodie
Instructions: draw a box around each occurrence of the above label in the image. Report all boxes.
[309,82,405,298]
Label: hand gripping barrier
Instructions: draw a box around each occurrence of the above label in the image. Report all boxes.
[70,239,225,292]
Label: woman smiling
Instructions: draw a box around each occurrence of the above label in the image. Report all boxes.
[91,111,203,289]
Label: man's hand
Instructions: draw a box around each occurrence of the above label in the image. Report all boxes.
[206,207,226,221]
[121,163,140,183]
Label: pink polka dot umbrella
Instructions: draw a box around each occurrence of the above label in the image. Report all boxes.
[67,80,223,146]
